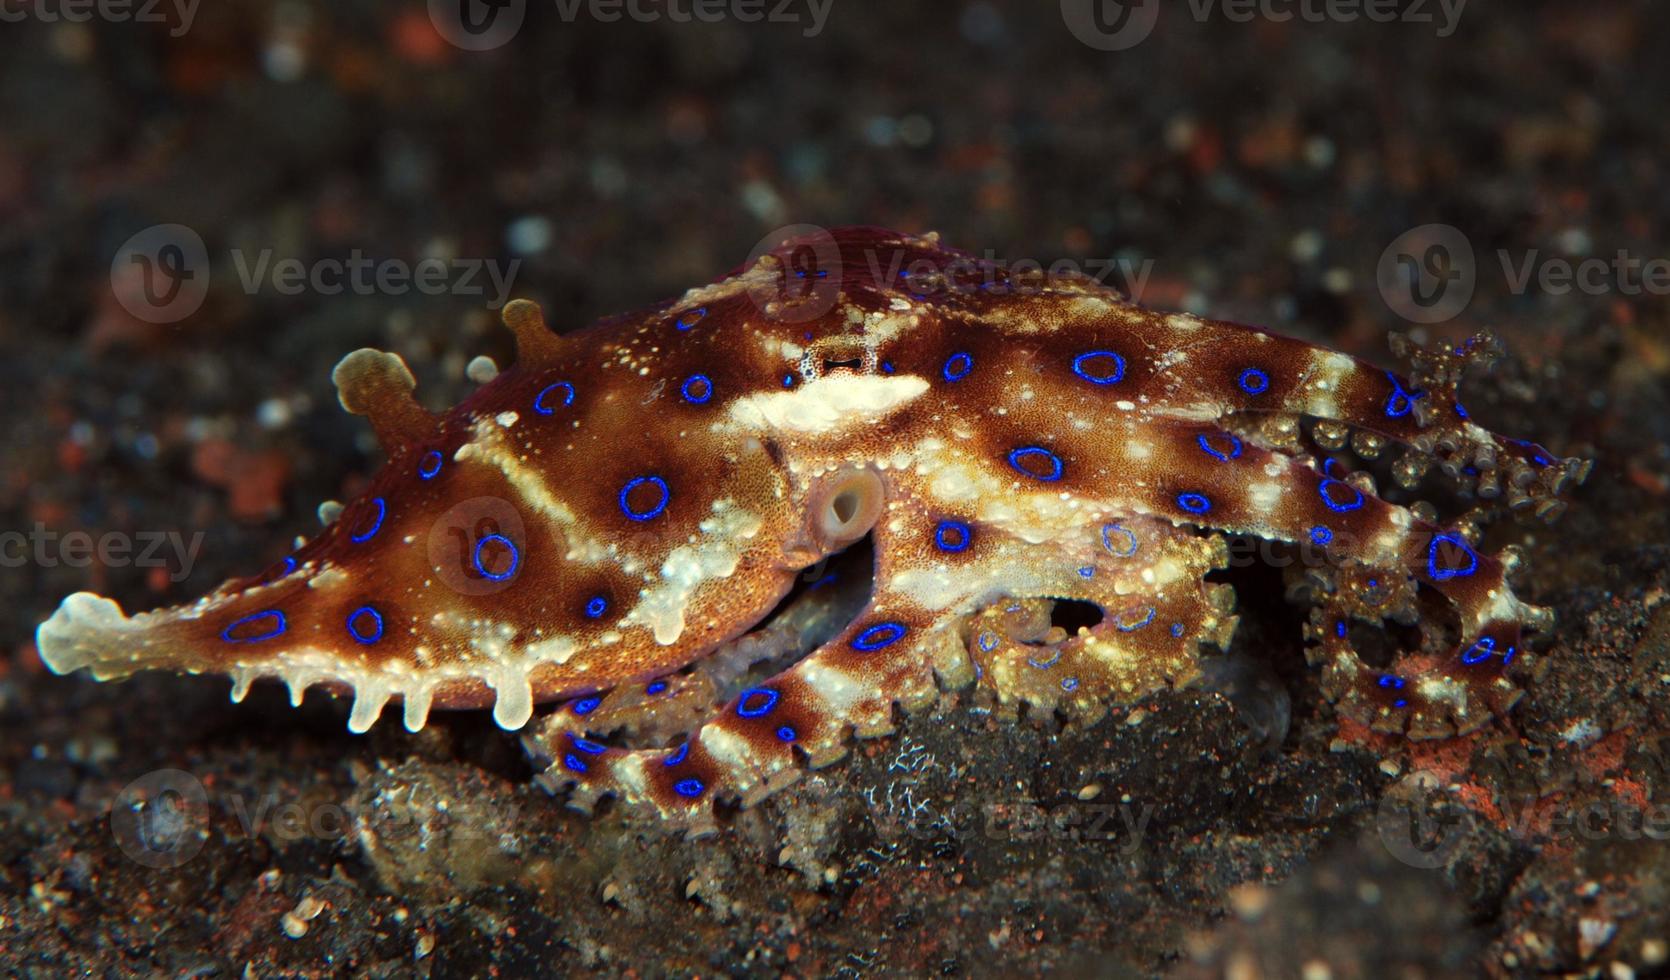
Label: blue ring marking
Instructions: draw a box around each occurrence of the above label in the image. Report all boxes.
[1062,677,1080,692]
[782,373,795,388]
[418,450,444,480]
[737,687,780,718]
[1197,432,1243,462]
[1384,372,1421,419]
[563,754,588,774]
[1455,401,1469,419]
[776,725,798,743]
[572,736,606,755]
[1460,636,1499,665]
[1170,622,1185,637]
[852,621,907,652]
[1377,675,1406,690]
[1237,368,1271,395]
[880,360,895,374]
[1427,532,1479,581]
[664,742,690,767]
[221,610,287,644]
[1116,606,1156,632]
[534,381,576,415]
[1318,478,1365,513]
[280,556,298,576]
[1007,446,1064,482]
[942,352,974,382]
[977,633,997,653]
[619,475,670,521]
[350,497,387,543]
[572,695,601,716]
[680,374,713,404]
[473,533,520,581]
[675,307,708,331]
[1071,350,1126,385]
[1310,526,1333,546]
[584,596,608,619]
[1077,566,1094,579]
[1027,648,1061,669]
[1177,492,1212,514]
[646,680,668,695]
[1101,523,1138,557]
[933,519,971,553]
[1335,621,1348,638]
[346,605,384,645]
[674,778,705,798]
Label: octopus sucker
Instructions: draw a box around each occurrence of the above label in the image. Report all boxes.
[35,226,1588,826]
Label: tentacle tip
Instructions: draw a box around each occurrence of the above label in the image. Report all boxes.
[36,592,136,677]
[500,298,562,364]
[331,348,416,415]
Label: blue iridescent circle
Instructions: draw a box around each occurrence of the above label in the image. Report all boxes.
[221,610,286,644]
[1460,636,1514,665]
[934,519,971,552]
[572,736,606,754]
[573,696,601,716]
[1177,492,1212,514]
[350,497,387,543]
[1384,372,1420,419]
[680,374,714,404]
[1101,522,1138,557]
[1237,368,1270,395]
[1427,532,1479,581]
[1318,478,1365,513]
[534,381,576,415]
[1071,350,1126,385]
[1007,446,1064,482]
[1116,606,1156,632]
[646,680,668,695]
[563,754,588,773]
[851,621,907,651]
[1310,526,1333,545]
[664,742,690,767]
[346,605,384,645]
[1377,675,1406,690]
[418,450,443,480]
[942,352,974,382]
[1197,432,1243,462]
[737,687,780,718]
[584,595,608,619]
[674,778,705,798]
[776,725,797,742]
[619,475,670,521]
[473,533,520,581]
[675,307,708,331]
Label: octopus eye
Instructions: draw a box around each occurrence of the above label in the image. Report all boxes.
[812,468,884,551]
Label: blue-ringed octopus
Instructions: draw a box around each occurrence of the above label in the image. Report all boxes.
[37,226,1590,834]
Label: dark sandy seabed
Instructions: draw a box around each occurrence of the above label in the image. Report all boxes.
[1,2,1668,977]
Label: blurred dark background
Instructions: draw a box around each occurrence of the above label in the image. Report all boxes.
[1,1,1666,975]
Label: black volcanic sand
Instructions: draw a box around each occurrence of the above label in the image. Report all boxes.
[2,2,1668,976]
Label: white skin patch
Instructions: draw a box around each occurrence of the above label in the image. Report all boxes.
[624,502,764,645]
[726,374,929,435]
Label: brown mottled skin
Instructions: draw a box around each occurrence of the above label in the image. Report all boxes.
[38,227,1589,832]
